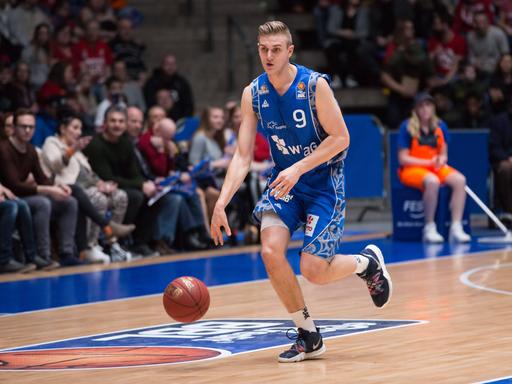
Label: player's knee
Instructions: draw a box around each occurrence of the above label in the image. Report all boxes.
[260,244,285,270]
[423,175,440,191]
[300,253,328,285]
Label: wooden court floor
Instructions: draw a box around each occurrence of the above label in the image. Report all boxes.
[1,247,512,383]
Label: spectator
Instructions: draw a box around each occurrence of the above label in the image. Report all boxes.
[89,0,117,41]
[458,91,490,128]
[189,107,228,221]
[75,72,98,131]
[144,54,194,121]
[72,19,113,84]
[0,108,80,266]
[146,105,166,131]
[467,11,509,77]
[112,60,146,111]
[50,23,74,65]
[453,0,494,34]
[83,105,159,257]
[428,12,467,87]
[109,17,146,80]
[0,0,14,43]
[313,0,332,49]
[4,0,50,47]
[9,61,37,111]
[50,0,74,30]
[323,0,370,87]
[95,75,127,130]
[0,30,22,67]
[138,117,210,251]
[489,54,512,114]
[488,102,512,217]
[155,89,174,120]
[452,62,486,110]
[496,0,512,48]
[37,61,75,107]
[42,114,135,263]
[22,22,51,90]
[381,20,434,128]
[31,95,62,147]
[1,112,14,139]
[397,93,470,243]
[0,183,54,273]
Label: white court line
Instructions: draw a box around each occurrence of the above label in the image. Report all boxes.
[0,247,507,318]
[459,263,512,296]
[473,374,512,383]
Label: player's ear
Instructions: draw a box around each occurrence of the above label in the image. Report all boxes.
[287,44,294,58]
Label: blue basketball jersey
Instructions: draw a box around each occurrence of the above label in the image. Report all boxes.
[250,64,346,175]
[251,64,348,259]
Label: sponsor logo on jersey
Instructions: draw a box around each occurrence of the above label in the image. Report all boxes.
[305,214,320,236]
[259,84,269,95]
[0,319,425,370]
[296,81,306,99]
[271,135,318,157]
[262,100,269,108]
[267,121,287,130]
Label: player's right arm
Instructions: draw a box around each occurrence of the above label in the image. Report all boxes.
[211,85,258,245]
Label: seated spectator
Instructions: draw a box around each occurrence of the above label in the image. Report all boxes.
[31,95,62,147]
[37,61,75,107]
[138,117,210,251]
[0,183,45,273]
[458,91,490,128]
[453,0,494,34]
[323,0,370,87]
[496,0,512,48]
[95,75,127,130]
[397,93,470,243]
[72,19,113,85]
[89,0,117,41]
[451,62,487,110]
[189,107,229,221]
[381,20,434,128]
[50,0,74,30]
[0,30,22,67]
[144,54,194,121]
[488,101,512,217]
[8,61,36,111]
[1,112,14,139]
[489,53,512,114]
[42,114,135,263]
[4,0,50,47]
[75,71,98,131]
[112,60,146,111]
[50,23,74,65]
[22,22,51,90]
[146,105,166,132]
[467,11,509,79]
[155,88,175,120]
[109,17,146,81]
[0,108,80,266]
[428,12,467,88]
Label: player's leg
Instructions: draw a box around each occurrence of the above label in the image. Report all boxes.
[259,212,325,363]
[440,166,470,242]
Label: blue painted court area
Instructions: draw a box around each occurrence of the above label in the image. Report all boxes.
[0,237,509,315]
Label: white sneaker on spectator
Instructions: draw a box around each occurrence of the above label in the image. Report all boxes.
[110,242,132,262]
[423,222,444,243]
[83,246,110,264]
[449,222,471,243]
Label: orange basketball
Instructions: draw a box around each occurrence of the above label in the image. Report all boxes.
[163,276,210,323]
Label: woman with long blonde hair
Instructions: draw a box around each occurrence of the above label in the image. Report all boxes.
[397,92,470,243]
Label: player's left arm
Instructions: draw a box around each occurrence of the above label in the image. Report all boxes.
[270,77,350,199]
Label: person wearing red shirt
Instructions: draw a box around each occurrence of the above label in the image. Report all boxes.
[453,0,494,34]
[72,19,113,83]
[428,13,467,86]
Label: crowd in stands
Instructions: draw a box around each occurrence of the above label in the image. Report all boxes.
[0,0,272,274]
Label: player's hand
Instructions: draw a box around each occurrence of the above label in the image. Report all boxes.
[269,165,302,201]
[210,204,231,246]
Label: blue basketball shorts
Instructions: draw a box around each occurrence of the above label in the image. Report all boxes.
[253,162,346,259]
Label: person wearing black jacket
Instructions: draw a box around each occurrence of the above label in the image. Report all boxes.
[489,105,512,216]
[143,54,194,122]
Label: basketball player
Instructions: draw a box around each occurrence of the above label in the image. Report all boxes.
[210,21,392,363]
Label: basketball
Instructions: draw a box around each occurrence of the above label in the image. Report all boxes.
[162,276,210,323]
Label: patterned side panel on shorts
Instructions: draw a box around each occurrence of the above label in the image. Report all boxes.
[302,162,346,258]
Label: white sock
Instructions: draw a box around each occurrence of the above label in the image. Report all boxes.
[353,254,369,274]
[291,307,317,333]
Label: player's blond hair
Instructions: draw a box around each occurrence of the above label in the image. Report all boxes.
[258,21,293,46]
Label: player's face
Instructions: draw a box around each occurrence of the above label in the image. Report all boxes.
[258,34,293,74]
